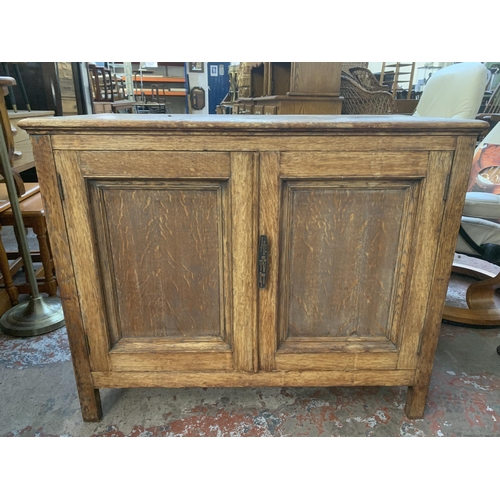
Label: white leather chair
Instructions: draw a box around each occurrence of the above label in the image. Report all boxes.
[443,124,500,326]
[403,63,499,325]
[413,62,488,119]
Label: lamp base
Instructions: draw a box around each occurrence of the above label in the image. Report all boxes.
[0,296,65,337]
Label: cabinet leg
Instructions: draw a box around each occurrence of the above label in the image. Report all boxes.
[78,387,103,422]
[404,385,429,419]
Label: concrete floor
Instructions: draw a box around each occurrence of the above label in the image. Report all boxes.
[0,226,499,436]
[1,320,499,437]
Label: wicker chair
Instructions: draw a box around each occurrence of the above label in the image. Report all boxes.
[349,67,390,92]
[340,71,398,114]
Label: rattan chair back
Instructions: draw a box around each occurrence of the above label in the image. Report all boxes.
[340,72,398,114]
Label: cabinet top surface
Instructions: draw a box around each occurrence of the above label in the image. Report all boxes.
[18,113,487,136]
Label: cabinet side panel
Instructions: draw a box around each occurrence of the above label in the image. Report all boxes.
[397,151,454,369]
[53,150,110,372]
[32,136,102,421]
[406,137,478,417]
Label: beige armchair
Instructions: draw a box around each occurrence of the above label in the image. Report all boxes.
[413,62,488,119]
[404,62,497,326]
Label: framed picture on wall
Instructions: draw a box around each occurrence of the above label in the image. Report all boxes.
[189,63,204,73]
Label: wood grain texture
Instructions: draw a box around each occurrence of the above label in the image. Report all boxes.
[275,352,398,371]
[50,134,458,153]
[282,181,407,340]
[78,151,230,179]
[92,369,416,388]
[18,114,487,135]
[231,152,258,371]
[396,151,454,370]
[277,99,343,115]
[405,136,478,418]
[280,152,428,178]
[93,182,223,340]
[53,151,110,373]
[31,136,102,422]
[258,152,280,371]
[109,352,233,372]
[111,338,231,352]
[277,338,398,352]
[289,62,342,96]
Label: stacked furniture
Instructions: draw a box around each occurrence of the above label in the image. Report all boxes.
[232,63,343,115]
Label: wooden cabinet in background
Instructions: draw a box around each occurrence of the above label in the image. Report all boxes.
[8,110,54,173]
[20,114,484,422]
[234,62,343,115]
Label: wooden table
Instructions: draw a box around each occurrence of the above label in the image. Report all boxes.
[19,114,486,422]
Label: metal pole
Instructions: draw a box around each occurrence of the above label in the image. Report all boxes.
[0,126,40,297]
[0,111,65,336]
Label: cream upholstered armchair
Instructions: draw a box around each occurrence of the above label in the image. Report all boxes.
[404,63,497,325]
[413,62,488,119]
[443,123,500,327]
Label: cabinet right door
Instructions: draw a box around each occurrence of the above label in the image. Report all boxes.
[258,148,453,374]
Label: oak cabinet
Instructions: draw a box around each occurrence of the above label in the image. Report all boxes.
[20,114,485,422]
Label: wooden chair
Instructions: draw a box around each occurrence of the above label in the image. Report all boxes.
[88,63,133,114]
[339,71,397,114]
[0,76,58,307]
[148,84,170,114]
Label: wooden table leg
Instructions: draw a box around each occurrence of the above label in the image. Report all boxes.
[0,223,19,306]
[32,218,57,296]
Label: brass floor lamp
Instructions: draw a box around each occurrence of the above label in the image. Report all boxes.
[0,76,65,336]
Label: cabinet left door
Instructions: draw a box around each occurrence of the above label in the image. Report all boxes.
[53,149,258,375]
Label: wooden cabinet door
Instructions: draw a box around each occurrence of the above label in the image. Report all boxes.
[54,150,258,374]
[258,150,453,373]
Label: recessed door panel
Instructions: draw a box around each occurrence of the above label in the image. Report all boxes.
[282,182,406,341]
[93,182,224,340]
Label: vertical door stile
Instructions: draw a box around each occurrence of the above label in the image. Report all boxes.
[231,152,259,371]
[258,152,281,371]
